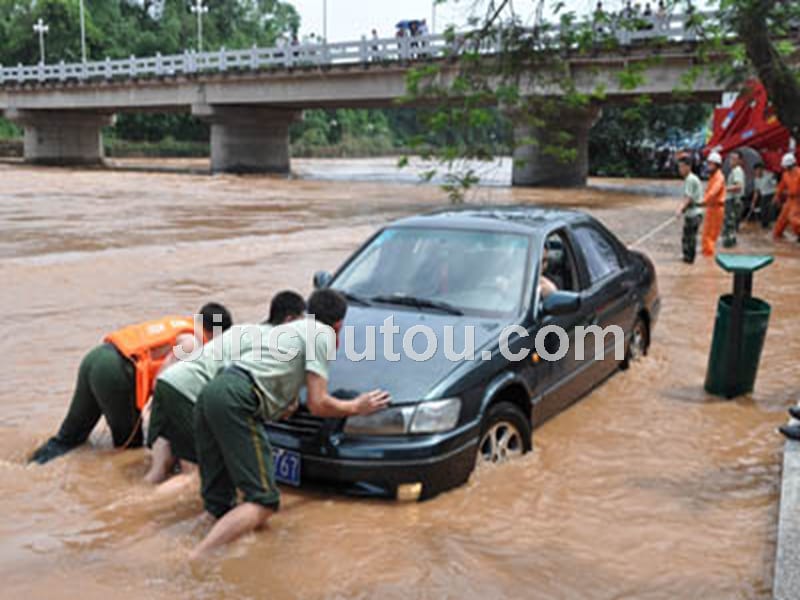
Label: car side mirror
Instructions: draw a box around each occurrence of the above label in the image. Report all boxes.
[541,291,581,316]
[313,271,333,289]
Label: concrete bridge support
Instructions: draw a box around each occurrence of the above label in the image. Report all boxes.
[193,105,300,174]
[511,105,600,187]
[6,109,114,166]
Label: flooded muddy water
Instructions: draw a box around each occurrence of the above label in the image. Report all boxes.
[1,159,799,599]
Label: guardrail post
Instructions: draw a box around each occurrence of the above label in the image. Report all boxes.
[360,35,368,64]
[155,52,163,76]
[17,63,23,83]
[58,60,66,81]
[130,54,137,78]
[250,44,258,70]
[0,64,4,85]
[219,46,227,72]
[322,41,330,66]
[105,56,112,79]
[285,43,294,68]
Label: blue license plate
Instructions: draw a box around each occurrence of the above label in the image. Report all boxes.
[273,448,301,486]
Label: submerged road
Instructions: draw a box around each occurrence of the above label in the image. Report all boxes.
[0,159,798,599]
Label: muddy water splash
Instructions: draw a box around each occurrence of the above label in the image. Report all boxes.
[1,160,797,599]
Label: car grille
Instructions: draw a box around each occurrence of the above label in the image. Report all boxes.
[267,406,328,437]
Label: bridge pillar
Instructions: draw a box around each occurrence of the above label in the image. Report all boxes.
[7,109,114,166]
[193,105,300,174]
[511,105,600,187]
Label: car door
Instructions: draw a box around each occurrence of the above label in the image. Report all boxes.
[527,229,588,424]
[569,223,636,382]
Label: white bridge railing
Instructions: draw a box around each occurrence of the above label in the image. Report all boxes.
[0,13,701,86]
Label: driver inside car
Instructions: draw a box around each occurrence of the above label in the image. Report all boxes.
[539,247,558,300]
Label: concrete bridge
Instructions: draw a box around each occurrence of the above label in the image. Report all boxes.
[0,13,726,185]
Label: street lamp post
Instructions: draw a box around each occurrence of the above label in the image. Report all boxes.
[323,0,328,42]
[190,0,209,52]
[79,0,87,62]
[33,18,49,65]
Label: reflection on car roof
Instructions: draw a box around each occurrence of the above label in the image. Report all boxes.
[390,205,588,233]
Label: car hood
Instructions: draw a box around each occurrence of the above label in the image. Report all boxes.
[328,305,507,404]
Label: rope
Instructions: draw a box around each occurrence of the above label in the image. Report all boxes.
[628,214,680,249]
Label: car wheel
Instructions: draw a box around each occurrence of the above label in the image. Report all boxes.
[477,402,532,466]
[622,317,649,370]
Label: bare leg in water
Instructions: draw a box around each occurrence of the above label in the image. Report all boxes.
[143,437,176,484]
[152,461,198,497]
[189,503,273,561]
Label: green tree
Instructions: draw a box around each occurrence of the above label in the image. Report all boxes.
[589,102,711,177]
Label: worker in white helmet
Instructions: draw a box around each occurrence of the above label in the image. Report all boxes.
[701,151,726,256]
[773,152,800,240]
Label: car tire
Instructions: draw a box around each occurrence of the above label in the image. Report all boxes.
[476,402,532,466]
[621,316,649,370]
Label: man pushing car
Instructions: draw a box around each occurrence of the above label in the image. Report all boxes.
[190,289,390,560]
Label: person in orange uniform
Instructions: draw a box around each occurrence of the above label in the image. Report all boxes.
[773,152,800,241]
[701,152,726,257]
[29,303,233,465]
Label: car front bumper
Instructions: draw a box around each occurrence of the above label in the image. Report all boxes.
[264,418,481,500]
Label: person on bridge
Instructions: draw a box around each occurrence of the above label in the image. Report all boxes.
[701,152,726,257]
[144,292,307,485]
[29,303,233,465]
[773,153,800,241]
[722,149,746,247]
[676,155,704,263]
[189,290,390,560]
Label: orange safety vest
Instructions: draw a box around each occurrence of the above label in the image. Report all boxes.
[104,316,203,410]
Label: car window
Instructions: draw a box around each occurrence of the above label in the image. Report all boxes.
[572,226,622,286]
[542,231,578,292]
[332,227,531,318]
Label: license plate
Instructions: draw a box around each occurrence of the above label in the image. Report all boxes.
[273,448,301,487]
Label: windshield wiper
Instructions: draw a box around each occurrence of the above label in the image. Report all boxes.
[337,290,372,307]
[370,294,464,315]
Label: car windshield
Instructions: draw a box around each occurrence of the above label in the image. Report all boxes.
[332,227,531,318]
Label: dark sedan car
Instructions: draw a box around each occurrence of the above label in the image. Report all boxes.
[265,206,660,500]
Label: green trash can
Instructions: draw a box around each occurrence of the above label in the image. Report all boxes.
[704,254,773,399]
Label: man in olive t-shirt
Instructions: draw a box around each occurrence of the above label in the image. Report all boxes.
[676,156,704,263]
[143,291,307,484]
[190,289,390,560]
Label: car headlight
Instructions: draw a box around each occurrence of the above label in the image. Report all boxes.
[344,398,461,436]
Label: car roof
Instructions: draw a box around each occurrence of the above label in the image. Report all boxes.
[388,205,591,235]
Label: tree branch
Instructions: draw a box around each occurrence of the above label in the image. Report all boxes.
[735,0,800,138]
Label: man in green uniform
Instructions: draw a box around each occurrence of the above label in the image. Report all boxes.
[189,289,391,560]
[722,150,746,247]
[676,155,704,264]
[144,291,307,484]
[29,302,233,465]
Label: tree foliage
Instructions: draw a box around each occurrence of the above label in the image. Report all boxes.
[0,0,300,65]
[589,102,711,177]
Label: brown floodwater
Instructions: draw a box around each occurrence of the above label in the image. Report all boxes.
[2,159,799,599]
